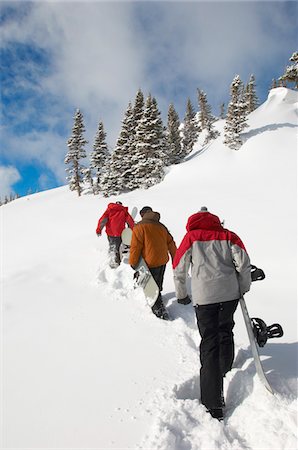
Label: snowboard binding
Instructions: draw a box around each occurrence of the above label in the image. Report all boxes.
[133,267,152,289]
[251,265,265,282]
[250,264,284,347]
[251,317,284,347]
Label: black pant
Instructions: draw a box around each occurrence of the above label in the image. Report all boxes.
[149,265,166,314]
[195,299,239,409]
[107,236,122,264]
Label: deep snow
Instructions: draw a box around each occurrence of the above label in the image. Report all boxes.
[1,88,297,449]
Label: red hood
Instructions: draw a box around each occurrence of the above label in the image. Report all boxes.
[186,212,223,232]
[107,203,128,214]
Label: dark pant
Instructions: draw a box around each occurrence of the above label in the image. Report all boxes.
[149,265,166,316]
[107,236,122,264]
[195,299,239,409]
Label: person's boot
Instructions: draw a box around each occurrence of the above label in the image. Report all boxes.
[152,299,170,320]
[208,408,224,421]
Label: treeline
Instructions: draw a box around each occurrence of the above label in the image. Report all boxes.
[65,52,298,197]
[65,74,257,197]
[0,193,20,206]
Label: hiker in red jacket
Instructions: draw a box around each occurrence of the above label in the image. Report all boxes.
[96,201,135,267]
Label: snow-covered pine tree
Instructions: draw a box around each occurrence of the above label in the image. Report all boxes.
[133,89,145,125]
[151,96,169,167]
[126,88,145,184]
[90,121,109,193]
[132,94,165,189]
[279,51,298,88]
[82,167,94,194]
[65,109,88,196]
[101,102,135,196]
[197,89,219,144]
[182,98,200,156]
[223,75,248,150]
[246,74,258,113]
[166,103,183,164]
[271,78,277,90]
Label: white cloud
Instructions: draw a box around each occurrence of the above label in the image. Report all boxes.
[0,166,21,198]
[131,1,298,111]
[1,127,68,184]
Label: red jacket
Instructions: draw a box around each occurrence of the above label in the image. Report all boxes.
[96,203,135,237]
[173,211,251,305]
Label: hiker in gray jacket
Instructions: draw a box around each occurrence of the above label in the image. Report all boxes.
[173,207,251,420]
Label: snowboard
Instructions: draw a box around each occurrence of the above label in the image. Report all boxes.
[130,206,138,220]
[120,207,138,263]
[240,266,283,395]
[239,296,274,394]
[121,227,159,307]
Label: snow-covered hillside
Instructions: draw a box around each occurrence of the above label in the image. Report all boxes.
[1,88,297,449]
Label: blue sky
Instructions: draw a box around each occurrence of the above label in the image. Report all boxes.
[0,0,297,198]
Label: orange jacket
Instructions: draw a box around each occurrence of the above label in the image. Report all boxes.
[129,211,177,268]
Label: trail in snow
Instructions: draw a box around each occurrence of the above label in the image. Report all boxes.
[96,251,297,450]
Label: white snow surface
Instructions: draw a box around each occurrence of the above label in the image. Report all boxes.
[1,88,297,449]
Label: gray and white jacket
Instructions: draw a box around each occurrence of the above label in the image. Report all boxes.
[173,212,251,306]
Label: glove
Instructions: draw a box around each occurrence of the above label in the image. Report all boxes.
[133,271,139,281]
[178,295,191,305]
[96,232,101,236]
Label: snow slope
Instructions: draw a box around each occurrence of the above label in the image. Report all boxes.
[1,88,297,449]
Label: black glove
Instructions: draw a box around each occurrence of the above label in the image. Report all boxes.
[133,270,139,281]
[178,295,191,305]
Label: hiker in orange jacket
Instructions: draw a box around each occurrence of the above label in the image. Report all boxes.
[129,208,176,319]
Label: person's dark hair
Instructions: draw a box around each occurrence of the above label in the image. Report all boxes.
[116,201,122,205]
[140,206,152,217]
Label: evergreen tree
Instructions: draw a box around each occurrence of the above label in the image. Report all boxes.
[133,89,145,125]
[90,121,109,193]
[182,98,200,156]
[65,109,88,196]
[224,75,248,150]
[166,103,183,164]
[128,88,145,181]
[151,96,169,165]
[271,78,277,90]
[101,102,136,196]
[132,94,165,189]
[246,74,258,113]
[279,51,298,88]
[197,89,219,144]
[82,167,94,194]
